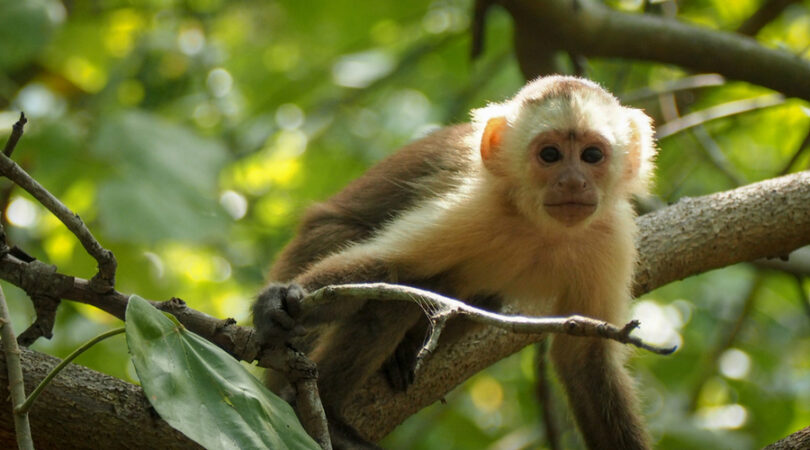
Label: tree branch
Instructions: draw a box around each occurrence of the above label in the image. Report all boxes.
[633,171,810,295]
[501,0,810,101]
[0,284,32,449]
[0,347,198,449]
[765,425,810,450]
[307,283,675,356]
[0,149,116,294]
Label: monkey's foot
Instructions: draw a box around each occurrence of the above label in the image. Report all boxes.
[253,282,306,344]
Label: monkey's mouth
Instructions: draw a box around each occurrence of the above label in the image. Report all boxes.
[544,202,597,212]
[544,202,596,208]
[543,202,597,224]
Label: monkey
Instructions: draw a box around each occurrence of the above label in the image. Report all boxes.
[253,75,657,449]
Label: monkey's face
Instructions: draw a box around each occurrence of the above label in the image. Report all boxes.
[529,129,611,226]
[476,78,656,229]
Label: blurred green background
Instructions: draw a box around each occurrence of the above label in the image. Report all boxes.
[0,0,809,448]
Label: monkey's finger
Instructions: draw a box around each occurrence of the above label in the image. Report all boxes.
[268,309,297,330]
[284,284,305,317]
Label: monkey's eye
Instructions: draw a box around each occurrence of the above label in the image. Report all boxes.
[581,147,604,164]
[538,146,562,163]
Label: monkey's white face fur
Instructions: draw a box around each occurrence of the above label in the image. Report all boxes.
[471,76,656,228]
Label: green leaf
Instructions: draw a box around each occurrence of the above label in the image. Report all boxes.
[92,111,229,242]
[125,295,319,450]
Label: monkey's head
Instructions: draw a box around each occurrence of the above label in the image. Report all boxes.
[472,75,656,228]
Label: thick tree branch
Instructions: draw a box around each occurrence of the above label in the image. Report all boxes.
[633,171,810,295]
[765,425,810,450]
[0,347,198,449]
[501,0,810,101]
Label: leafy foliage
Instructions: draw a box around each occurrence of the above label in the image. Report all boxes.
[0,0,808,448]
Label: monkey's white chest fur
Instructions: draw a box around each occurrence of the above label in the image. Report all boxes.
[353,183,636,322]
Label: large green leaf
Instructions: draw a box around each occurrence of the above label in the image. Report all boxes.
[125,295,319,450]
[92,111,229,242]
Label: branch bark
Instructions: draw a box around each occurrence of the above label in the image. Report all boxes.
[765,425,810,450]
[501,0,810,101]
[0,347,198,449]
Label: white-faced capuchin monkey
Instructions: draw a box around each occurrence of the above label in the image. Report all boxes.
[254,75,657,449]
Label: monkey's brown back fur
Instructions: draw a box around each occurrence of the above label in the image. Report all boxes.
[270,124,473,282]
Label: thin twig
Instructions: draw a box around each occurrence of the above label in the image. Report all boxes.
[2,113,27,158]
[307,283,677,355]
[0,152,117,293]
[258,346,331,450]
[413,316,447,373]
[16,327,125,414]
[0,283,34,450]
[620,74,725,103]
[656,94,785,139]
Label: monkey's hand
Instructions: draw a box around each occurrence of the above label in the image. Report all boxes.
[253,282,307,345]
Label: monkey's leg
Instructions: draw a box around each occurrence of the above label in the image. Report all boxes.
[550,336,650,450]
[311,301,423,410]
[381,315,429,391]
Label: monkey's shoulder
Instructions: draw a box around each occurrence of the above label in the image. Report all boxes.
[306,124,475,227]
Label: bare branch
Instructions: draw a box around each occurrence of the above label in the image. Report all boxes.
[0,284,33,449]
[502,0,810,101]
[258,347,331,450]
[309,283,674,355]
[655,94,784,139]
[634,171,810,296]
[0,347,199,449]
[765,425,810,450]
[619,74,726,103]
[0,153,117,293]
[2,113,27,158]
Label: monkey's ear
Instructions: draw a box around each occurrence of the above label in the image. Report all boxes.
[624,108,657,194]
[480,116,507,172]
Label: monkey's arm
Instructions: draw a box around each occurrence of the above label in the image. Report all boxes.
[254,245,400,343]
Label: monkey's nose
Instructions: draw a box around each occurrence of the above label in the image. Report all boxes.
[556,173,588,192]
